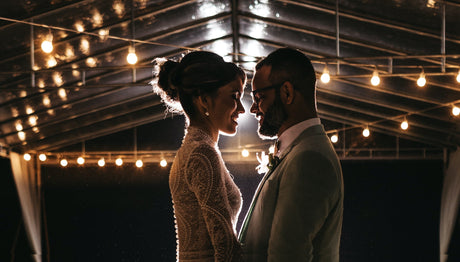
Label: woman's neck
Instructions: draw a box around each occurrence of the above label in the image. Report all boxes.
[189,120,219,143]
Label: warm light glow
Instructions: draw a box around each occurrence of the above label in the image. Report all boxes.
[53,72,63,86]
[77,157,85,165]
[28,115,38,126]
[43,95,51,107]
[98,158,105,167]
[18,131,26,141]
[457,70,460,83]
[91,9,103,28]
[136,159,143,168]
[401,119,409,130]
[98,29,109,41]
[370,71,380,86]
[331,134,338,143]
[160,159,168,167]
[241,149,250,157]
[113,0,126,17]
[320,66,330,84]
[127,46,138,65]
[86,57,97,67]
[417,73,426,87]
[362,127,370,137]
[115,158,123,166]
[39,154,47,161]
[37,78,45,88]
[80,38,90,55]
[15,122,23,131]
[452,106,460,116]
[60,159,68,167]
[24,153,31,161]
[268,145,275,154]
[41,33,53,53]
[247,22,267,39]
[58,88,67,100]
[74,21,85,32]
[46,56,57,68]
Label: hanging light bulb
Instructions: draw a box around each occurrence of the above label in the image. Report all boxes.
[160,159,168,167]
[452,105,460,116]
[417,70,426,87]
[135,159,143,168]
[39,153,47,162]
[331,134,338,143]
[370,70,380,86]
[98,158,105,167]
[24,153,32,161]
[77,156,85,165]
[320,65,330,84]
[241,149,249,157]
[362,127,370,137]
[400,118,409,130]
[126,45,138,65]
[456,69,460,83]
[115,157,123,166]
[60,159,68,167]
[41,32,54,53]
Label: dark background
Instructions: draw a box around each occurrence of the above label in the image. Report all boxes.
[1,157,443,262]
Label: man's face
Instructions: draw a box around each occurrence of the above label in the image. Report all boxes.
[250,65,287,139]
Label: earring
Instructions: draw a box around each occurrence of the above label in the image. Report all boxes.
[205,111,210,116]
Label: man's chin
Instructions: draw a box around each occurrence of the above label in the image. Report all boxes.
[257,125,278,140]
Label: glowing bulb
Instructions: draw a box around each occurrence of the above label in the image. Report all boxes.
[160,159,167,167]
[15,122,23,131]
[39,154,47,161]
[331,134,338,143]
[115,158,123,166]
[29,115,38,126]
[60,159,68,167]
[18,131,26,141]
[417,73,426,87]
[452,106,460,116]
[401,119,409,130]
[127,46,138,65]
[241,149,250,157]
[98,158,105,167]
[370,71,380,86]
[362,127,370,137]
[77,157,85,165]
[24,153,31,161]
[136,159,143,168]
[456,70,460,83]
[41,33,53,53]
[320,66,330,84]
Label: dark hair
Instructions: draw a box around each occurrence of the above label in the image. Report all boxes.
[256,48,316,105]
[153,51,245,119]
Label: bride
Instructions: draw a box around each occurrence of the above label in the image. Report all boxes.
[152,51,246,261]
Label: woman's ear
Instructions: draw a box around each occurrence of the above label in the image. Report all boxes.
[197,95,210,115]
[281,81,295,105]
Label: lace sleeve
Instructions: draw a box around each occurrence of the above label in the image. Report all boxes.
[186,144,242,262]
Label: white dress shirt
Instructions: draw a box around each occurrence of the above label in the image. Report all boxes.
[276,118,321,157]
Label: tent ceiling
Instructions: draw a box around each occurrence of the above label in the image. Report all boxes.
[1,0,460,154]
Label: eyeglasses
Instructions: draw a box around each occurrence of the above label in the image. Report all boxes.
[251,82,284,104]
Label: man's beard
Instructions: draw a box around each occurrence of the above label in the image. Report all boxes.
[257,95,287,139]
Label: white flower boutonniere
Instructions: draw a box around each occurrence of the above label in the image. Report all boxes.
[256,152,281,174]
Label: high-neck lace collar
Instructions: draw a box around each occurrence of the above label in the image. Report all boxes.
[185,126,216,147]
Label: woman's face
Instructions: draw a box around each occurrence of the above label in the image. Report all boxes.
[207,78,246,136]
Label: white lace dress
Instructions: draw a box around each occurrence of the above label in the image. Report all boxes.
[169,127,243,261]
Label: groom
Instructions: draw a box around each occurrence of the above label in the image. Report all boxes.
[239,48,344,262]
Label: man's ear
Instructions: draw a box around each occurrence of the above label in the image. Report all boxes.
[281,81,295,105]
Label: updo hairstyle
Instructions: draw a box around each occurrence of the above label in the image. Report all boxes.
[152,51,245,119]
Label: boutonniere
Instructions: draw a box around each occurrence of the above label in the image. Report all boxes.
[256,152,281,174]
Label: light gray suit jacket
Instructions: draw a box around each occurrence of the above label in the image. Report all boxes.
[239,125,344,262]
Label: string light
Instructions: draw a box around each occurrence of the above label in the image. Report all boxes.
[417,69,426,87]
[135,159,143,168]
[320,64,330,84]
[98,158,105,167]
[331,134,339,143]
[126,45,138,65]
[457,70,460,83]
[60,159,68,167]
[400,118,409,130]
[115,157,123,166]
[77,156,85,165]
[241,149,249,157]
[39,153,47,161]
[41,31,53,53]
[362,126,370,137]
[370,70,380,86]
[23,153,31,161]
[160,159,167,167]
[452,105,460,116]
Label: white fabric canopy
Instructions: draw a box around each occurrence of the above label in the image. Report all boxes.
[10,152,42,262]
[440,148,460,262]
